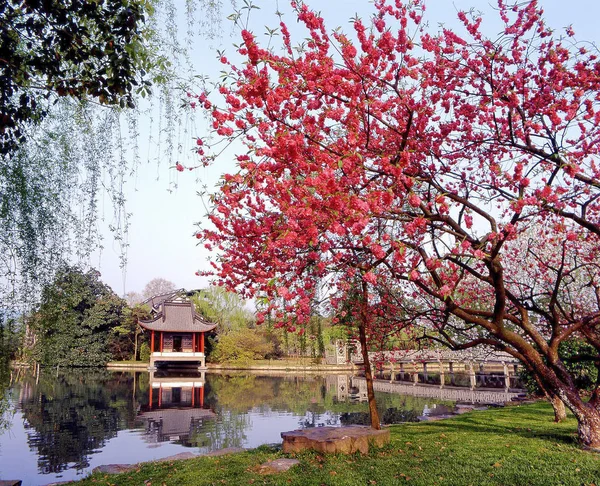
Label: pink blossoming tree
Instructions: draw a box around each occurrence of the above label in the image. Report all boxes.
[197,0,600,447]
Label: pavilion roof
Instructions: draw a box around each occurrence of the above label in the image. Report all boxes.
[139,300,217,333]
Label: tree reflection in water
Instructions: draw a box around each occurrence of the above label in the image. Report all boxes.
[17,369,140,474]
[0,363,14,435]
[3,369,456,478]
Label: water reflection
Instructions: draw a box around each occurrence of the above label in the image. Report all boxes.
[0,369,508,485]
[18,369,135,474]
[138,370,216,447]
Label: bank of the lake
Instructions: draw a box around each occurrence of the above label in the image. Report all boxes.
[69,402,598,486]
[106,359,355,372]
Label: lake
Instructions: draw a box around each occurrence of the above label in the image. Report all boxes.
[0,367,521,485]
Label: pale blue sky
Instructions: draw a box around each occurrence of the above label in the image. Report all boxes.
[96,0,600,296]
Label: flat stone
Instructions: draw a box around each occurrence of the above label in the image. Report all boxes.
[256,458,300,474]
[281,426,390,454]
[204,447,246,457]
[0,481,22,486]
[157,452,197,462]
[92,464,136,474]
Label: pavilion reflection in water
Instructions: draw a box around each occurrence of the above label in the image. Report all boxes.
[138,370,216,445]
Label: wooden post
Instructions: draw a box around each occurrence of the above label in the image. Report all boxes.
[158,385,162,408]
[160,332,164,353]
[503,362,510,391]
[439,360,445,389]
[200,385,205,408]
[191,386,195,407]
[151,330,155,353]
[149,385,153,410]
[200,333,205,353]
[390,363,395,383]
[412,361,418,386]
[192,333,196,353]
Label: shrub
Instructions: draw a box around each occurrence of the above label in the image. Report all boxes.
[211,328,274,363]
[139,342,150,362]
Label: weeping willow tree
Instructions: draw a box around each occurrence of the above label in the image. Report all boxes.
[0,0,234,312]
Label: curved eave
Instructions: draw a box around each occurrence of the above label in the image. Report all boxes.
[138,318,217,333]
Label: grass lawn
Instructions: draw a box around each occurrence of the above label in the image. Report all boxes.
[72,402,599,486]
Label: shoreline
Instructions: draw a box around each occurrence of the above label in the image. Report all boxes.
[106,361,356,372]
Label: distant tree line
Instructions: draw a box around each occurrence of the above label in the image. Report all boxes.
[1,266,350,368]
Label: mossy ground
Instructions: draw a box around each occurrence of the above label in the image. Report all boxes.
[73,402,599,486]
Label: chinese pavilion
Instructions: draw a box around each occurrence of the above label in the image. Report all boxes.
[139,299,217,370]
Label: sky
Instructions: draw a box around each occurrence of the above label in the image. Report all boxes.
[95,0,600,297]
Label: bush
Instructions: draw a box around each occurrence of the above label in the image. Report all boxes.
[139,342,150,362]
[211,328,274,363]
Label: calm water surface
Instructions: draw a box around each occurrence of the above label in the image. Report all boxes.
[0,368,472,485]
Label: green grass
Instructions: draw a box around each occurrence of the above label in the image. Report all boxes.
[72,402,599,486]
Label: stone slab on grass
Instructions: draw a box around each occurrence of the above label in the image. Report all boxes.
[157,452,197,462]
[281,426,390,454]
[256,458,300,474]
[92,464,137,474]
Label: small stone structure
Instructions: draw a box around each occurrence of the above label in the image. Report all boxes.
[281,426,390,454]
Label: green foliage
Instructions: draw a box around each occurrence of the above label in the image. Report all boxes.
[1,0,152,155]
[192,287,254,333]
[0,313,22,362]
[0,0,230,311]
[31,266,126,367]
[110,304,151,361]
[210,328,274,363]
[139,342,150,362]
[520,339,599,395]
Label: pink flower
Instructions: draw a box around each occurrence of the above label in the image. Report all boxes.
[408,193,422,208]
[176,163,184,172]
[363,272,377,284]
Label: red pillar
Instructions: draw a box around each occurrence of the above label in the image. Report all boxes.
[149,386,153,410]
[158,385,162,408]
[191,386,195,407]
[151,330,155,353]
[200,386,204,408]
[160,332,164,353]
[200,333,205,353]
[192,333,196,353]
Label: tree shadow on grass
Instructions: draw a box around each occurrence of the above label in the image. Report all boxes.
[406,405,581,448]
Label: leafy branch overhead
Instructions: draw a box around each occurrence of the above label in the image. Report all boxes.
[0,0,155,156]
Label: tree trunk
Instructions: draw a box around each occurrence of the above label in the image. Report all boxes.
[533,372,567,422]
[576,407,600,451]
[134,327,139,361]
[549,393,567,422]
[554,386,600,450]
[360,281,381,430]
